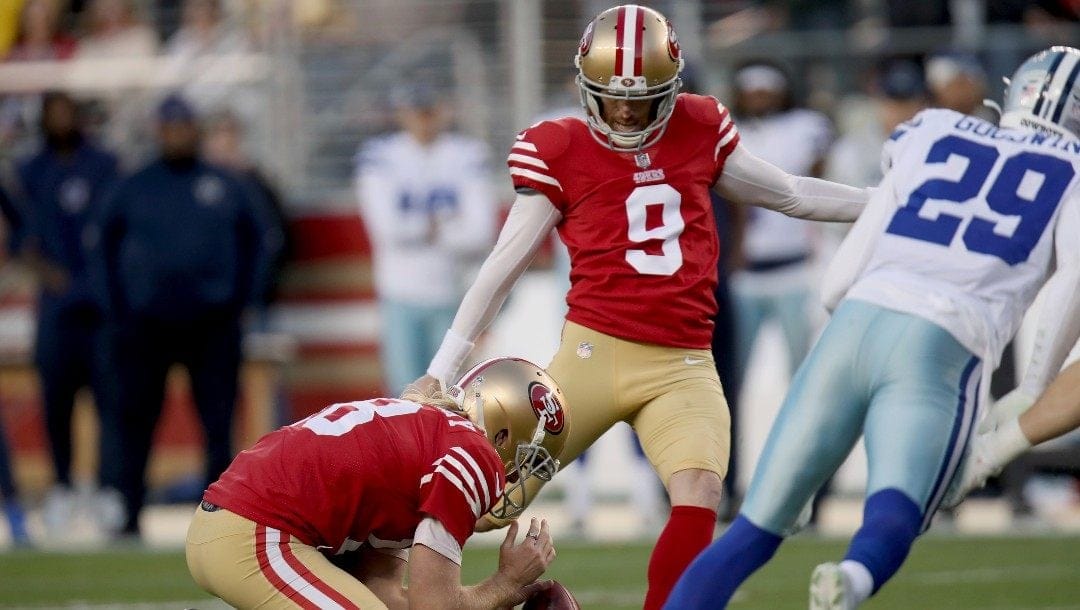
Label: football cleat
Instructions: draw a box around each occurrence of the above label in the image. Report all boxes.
[809,563,856,610]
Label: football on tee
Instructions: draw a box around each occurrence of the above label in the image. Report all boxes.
[523,580,581,610]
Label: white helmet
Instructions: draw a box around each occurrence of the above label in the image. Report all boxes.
[1000,46,1080,139]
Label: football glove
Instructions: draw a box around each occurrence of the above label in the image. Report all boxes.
[977,389,1036,434]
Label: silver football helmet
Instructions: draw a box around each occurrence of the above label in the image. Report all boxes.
[999,46,1080,138]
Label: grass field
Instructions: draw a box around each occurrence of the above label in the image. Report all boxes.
[2,535,1079,609]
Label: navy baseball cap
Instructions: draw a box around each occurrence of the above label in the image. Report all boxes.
[158,93,198,123]
[879,61,927,100]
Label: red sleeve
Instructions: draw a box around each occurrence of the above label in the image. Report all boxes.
[507,121,571,212]
[712,101,741,181]
[419,439,506,547]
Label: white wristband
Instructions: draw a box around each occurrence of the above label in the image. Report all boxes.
[991,417,1033,472]
[427,328,475,384]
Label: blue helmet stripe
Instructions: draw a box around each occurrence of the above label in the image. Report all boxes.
[1032,50,1065,117]
[1051,56,1080,124]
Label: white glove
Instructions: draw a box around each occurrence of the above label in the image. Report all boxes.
[941,417,1031,509]
[978,389,1036,434]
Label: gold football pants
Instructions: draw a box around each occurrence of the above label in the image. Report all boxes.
[487,320,731,526]
[186,505,387,609]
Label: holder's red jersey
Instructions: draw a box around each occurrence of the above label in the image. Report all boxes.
[508,93,739,349]
[204,399,505,554]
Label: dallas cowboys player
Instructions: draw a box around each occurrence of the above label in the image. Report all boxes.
[666,45,1080,610]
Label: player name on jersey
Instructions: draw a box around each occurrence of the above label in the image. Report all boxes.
[954,115,1080,153]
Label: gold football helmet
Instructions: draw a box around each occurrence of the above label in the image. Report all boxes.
[575,4,684,150]
[447,357,570,520]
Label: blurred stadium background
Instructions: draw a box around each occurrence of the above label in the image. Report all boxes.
[0,0,1078,607]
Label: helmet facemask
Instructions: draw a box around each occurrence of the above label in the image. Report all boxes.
[491,414,561,520]
[576,70,682,151]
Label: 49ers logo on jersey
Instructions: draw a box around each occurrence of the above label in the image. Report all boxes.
[665,20,681,61]
[528,382,565,434]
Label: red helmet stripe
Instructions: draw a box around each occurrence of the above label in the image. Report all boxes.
[614,5,626,76]
[633,9,644,76]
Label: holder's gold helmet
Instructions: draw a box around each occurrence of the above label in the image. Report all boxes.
[447,357,569,520]
[575,4,684,150]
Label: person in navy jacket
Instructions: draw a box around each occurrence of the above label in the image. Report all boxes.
[16,91,123,535]
[90,93,277,537]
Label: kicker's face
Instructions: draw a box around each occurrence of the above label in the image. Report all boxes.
[600,97,652,133]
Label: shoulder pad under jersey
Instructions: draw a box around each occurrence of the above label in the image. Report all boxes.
[517,119,574,160]
[679,93,725,127]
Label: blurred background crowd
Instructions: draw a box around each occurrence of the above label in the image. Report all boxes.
[0,0,1076,547]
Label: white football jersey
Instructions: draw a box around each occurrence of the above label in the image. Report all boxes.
[830,108,1080,366]
[356,132,496,305]
[738,109,833,262]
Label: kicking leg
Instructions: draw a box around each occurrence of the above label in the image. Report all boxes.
[630,351,729,610]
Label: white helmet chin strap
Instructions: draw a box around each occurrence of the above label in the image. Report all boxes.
[530,412,549,446]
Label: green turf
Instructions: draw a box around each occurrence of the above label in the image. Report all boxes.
[2,535,1079,608]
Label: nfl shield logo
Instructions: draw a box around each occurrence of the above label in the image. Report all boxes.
[635,153,651,169]
[576,342,593,359]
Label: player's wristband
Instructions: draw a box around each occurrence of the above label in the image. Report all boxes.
[991,417,1032,472]
[427,328,475,384]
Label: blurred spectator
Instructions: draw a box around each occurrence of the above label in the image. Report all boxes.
[728,61,833,382]
[73,0,159,165]
[16,91,122,536]
[75,0,157,58]
[90,93,275,537]
[164,0,252,115]
[5,0,77,61]
[202,107,289,314]
[165,0,248,60]
[355,86,496,395]
[0,181,29,546]
[926,52,995,120]
[726,61,835,523]
[0,0,77,157]
[827,60,928,189]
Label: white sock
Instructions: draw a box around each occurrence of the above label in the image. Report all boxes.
[839,560,874,606]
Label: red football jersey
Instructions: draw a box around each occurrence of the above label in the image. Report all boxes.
[204,399,505,553]
[508,93,739,348]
